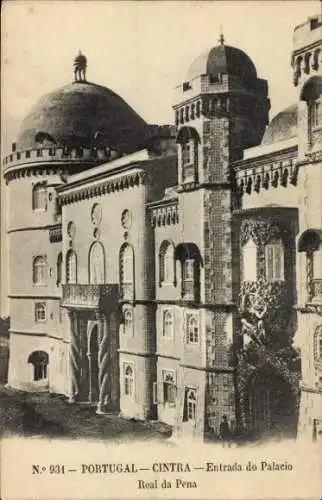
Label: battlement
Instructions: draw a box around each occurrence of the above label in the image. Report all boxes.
[3,146,124,175]
[174,74,267,108]
[293,15,322,53]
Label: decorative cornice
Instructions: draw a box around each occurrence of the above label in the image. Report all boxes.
[118,349,155,358]
[8,223,61,235]
[3,163,69,184]
[234,153,298,195]
[179,363,235,373]
[60,170,147,206]
[296,304,322,316]
[8,294,61,300]
[296,150,322,166]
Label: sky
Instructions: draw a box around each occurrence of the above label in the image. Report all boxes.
[1,0,321,153]
[0,0,321,315]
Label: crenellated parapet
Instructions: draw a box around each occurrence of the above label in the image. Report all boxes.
[3,146,125,183]
[291,15,322,87]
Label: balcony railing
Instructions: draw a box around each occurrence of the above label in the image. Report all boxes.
[49,224,62,243]
[62,284,118,309]
[312,279,322,303]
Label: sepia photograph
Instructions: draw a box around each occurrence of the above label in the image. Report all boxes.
[1,1,321,498]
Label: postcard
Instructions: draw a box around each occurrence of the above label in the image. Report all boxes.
[1,1,321,499]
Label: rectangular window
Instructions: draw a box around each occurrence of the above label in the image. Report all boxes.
[183,259,195,299]
[265,242,284,281]
[310,101,320,129]
[182,143,191,166]
[242,239,258,282]
[35,302,46,323]
[153,381,158,404]
[32,184,47,212]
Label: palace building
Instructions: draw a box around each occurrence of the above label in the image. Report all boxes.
[3,13,322,441]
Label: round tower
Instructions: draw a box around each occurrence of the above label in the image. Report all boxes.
[3,55,149,394]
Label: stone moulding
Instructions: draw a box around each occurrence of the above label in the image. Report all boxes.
[240,218,290,246]
[59,170,146,206]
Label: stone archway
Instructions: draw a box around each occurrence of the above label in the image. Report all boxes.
[248,368,297,439]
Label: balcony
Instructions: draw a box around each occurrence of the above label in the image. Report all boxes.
[312,279,322,303]
[62,284,118,309]
[49,224,62,243]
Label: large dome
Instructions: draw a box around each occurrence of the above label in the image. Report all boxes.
[187,43,257,85]
[16,81,149,153]
[262,104,297,145]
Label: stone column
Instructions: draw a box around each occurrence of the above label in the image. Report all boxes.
[97,312,110,414]
[68,310,81,403]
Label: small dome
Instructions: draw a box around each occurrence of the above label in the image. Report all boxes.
[16,81,148,153]
[262,104,297,145]
[187,43,257,85]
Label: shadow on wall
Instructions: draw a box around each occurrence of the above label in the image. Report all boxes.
[0,317,10,384]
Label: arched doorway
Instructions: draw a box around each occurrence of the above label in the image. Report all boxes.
[28,351,49,381]
[88,325,99,403]
[249,370,297,438]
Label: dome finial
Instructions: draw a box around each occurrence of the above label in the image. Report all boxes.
[73,50,87,82]
[219,24,225,45]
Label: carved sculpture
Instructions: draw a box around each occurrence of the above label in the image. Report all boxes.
[239,287,268,345]
[74,51,87,82]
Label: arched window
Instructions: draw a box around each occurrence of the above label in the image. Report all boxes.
[300,75,322,147]
[32,183,47,211]
[124,364,134,397]
[163,309,173,338]
[66,250,77,284]
[56,253,62,286]
[89,242,105,284]
[162,370,176,405]
[265,240,284,282]
[186,315,199,344]
[35,302,46,322]
[183,388,197,421]
[309,99,320,129]
[33,255,48,285]
[124,308,133,336]
[174,242,202,301]
[176,127,200,184]
[298,229,322,302]
[242,239,257,282]
[120,244,134,299]
[28,351,49,381]
[159,241,175,286]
